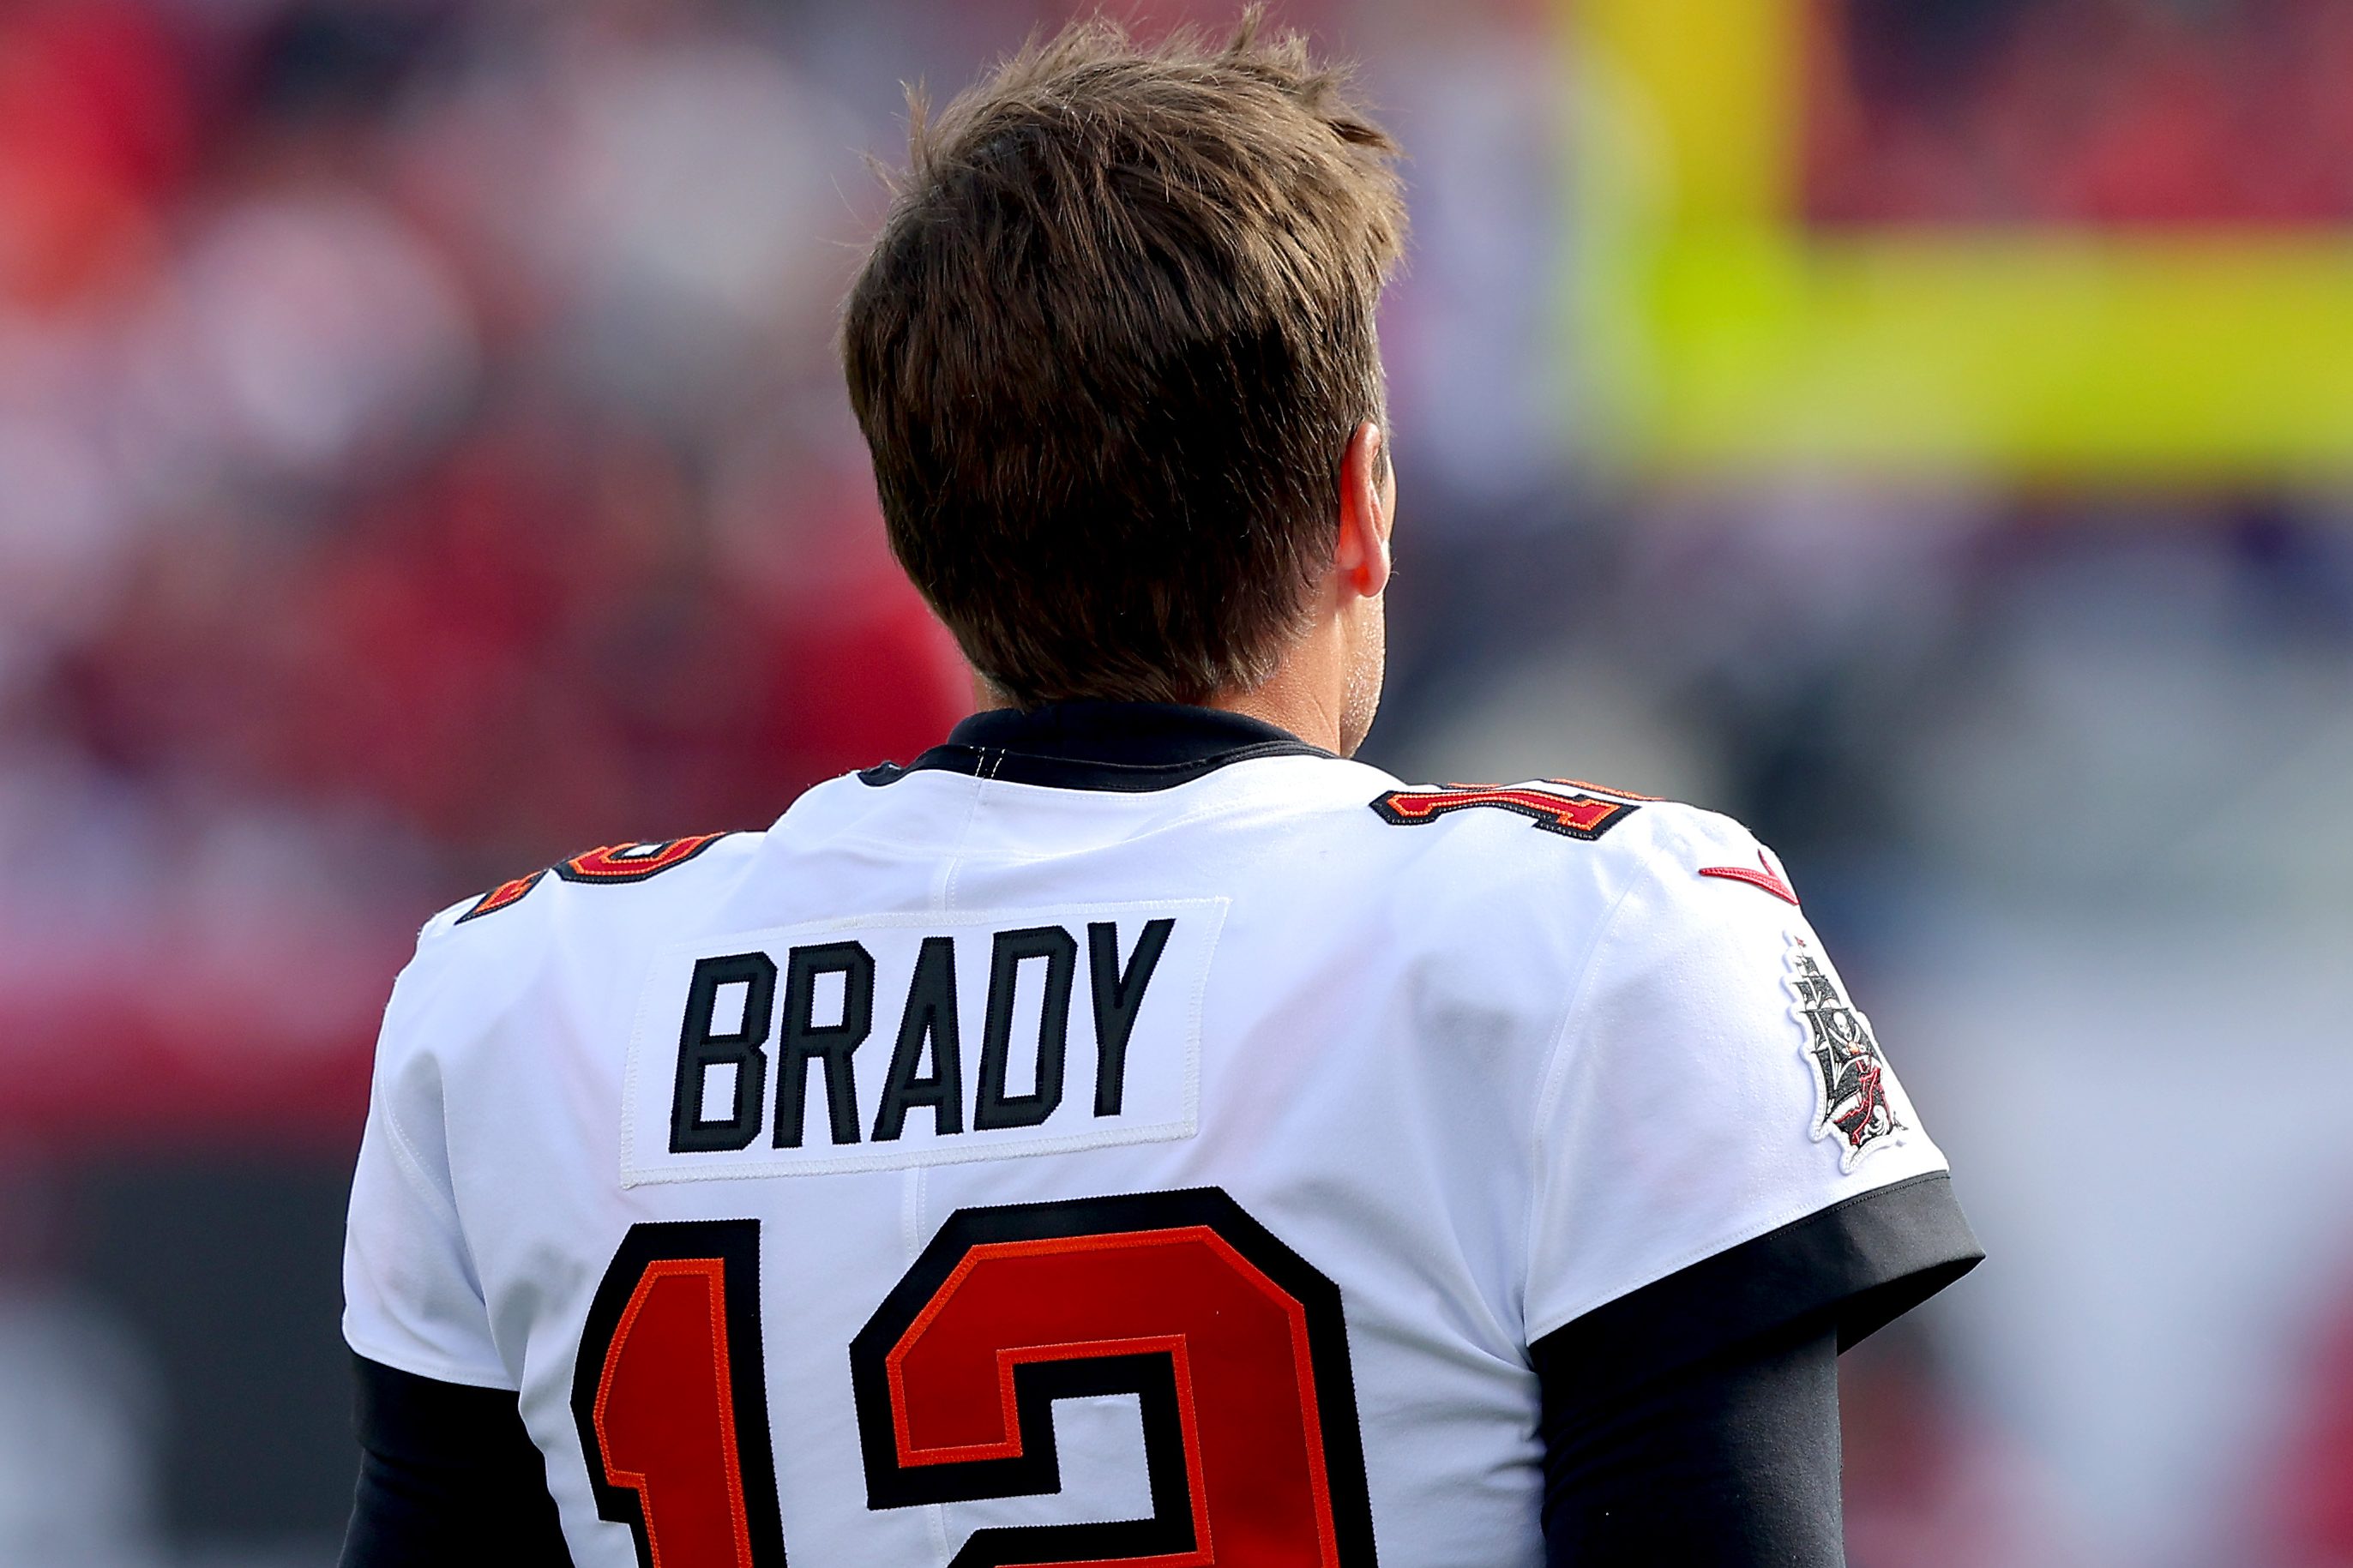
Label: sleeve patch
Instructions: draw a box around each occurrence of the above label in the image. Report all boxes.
[1785,934,1904,1171]
[1369,784,1638,841]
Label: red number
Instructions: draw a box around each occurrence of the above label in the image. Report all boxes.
[851,1188,1375,1568]
[574,1221,788,1568]
[558,835,734,885]
[576,1192,1374,1568]
[459,833,737,922]
[1369,784,1636,840]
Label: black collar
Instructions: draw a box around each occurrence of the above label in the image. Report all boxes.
[859,701,1332,793]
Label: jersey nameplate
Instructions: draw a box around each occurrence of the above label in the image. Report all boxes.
[620,900,1225,1187]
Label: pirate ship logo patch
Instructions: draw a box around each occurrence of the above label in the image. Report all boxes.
[1786,934,1902,1170]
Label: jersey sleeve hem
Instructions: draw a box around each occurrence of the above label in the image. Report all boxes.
[341,1323,518,1394]
[1529,1170,1982,1404]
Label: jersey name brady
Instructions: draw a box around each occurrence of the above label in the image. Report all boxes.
[624,904,1223,1185]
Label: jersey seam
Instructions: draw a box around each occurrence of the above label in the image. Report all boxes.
[933,749,993,913]
[1519,829,1686,1339]
[1527,832,1682,1126]
[368,964,502,1363]
[370,1096,507,1374]
[376,1078,470,1239]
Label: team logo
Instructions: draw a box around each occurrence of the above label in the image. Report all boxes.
[1785,934,1901,1170]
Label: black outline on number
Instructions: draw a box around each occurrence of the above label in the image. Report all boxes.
[573,1219,789,1568]
[848,1187,1380,1568]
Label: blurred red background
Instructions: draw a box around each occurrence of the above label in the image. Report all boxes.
[0,3,2349,1565]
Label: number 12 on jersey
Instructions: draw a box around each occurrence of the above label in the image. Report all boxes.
[573,1189,1381,1568]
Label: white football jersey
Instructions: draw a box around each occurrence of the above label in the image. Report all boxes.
[344,705,1976,1568]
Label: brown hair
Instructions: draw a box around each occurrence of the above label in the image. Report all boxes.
[841,11,1405,707]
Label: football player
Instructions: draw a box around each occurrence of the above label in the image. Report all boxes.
[340,15,1980,1566]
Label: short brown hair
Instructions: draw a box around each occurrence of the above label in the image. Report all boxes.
[841,12,1405,707]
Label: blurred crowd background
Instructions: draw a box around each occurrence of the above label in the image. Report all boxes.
[0,0,2348,1564]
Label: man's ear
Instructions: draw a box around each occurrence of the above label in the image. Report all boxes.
[1335,421,1393,600]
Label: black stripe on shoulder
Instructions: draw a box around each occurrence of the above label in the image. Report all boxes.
[1534,1170,1982,1408]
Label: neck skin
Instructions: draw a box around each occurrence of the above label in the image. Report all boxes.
[1210,605,1378,756]
[1217,420,1397,755]
[972,422,1398,757]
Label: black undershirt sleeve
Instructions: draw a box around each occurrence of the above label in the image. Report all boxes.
[1538,1313,1844,1567]
[340,1353,573,1568]
[1532,1171,1984,1566]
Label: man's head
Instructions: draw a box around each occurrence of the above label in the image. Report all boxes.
[841,12,1406,749]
